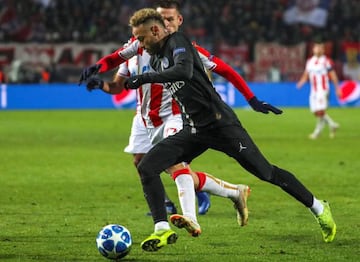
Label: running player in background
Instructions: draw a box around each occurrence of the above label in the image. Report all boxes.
[297,40,341,139]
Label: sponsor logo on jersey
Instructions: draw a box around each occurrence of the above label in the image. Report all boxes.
[165,81,185,95]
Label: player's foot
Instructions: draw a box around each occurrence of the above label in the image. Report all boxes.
[329,123,339,139]
[140,229,178,252]
[309,132,318,140]
[197,191,211,215]
[146,201,177,216]
[313,200,336,243]
[233,184,250,226]
[170,214,202,237]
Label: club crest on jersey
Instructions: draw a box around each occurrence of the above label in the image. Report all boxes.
[161,57,169,70]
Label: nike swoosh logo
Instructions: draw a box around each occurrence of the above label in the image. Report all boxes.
[132,79,138,83]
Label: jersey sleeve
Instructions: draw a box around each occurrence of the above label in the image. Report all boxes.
[96,38,140,73]
[117,61,130,78]
[325,57,335,72]
[145,33,194,83]
[194,43,254,101]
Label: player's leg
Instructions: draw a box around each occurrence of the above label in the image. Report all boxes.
[309,111,326,139]
[159,114,211,215]
[195,171,250,226]
[208,124,336,242]
[137,128,207,250]
[125,114,177,216]
[318,92,339,138]
[166,163,201,237]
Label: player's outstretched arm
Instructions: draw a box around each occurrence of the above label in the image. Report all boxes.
[195,44,282,115]
[79,38,140,84]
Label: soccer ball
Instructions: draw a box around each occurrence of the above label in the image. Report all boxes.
[96,224,132,260]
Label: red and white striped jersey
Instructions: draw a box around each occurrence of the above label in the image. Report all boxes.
[117,39,180,128]
[101,37,254,127]
[305,55,334,93]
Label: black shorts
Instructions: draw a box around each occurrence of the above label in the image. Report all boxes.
[139,124,273,180]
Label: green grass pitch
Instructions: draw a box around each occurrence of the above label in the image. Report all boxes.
[0,108,359,261]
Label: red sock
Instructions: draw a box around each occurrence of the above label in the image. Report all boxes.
[172,167,191,180]
[195,171,207,191]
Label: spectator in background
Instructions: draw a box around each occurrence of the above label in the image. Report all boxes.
[343,48,360,81]
[283,0,329,28]
[267,61,282,82]
[40,66,51,83]
[0,66,8,83]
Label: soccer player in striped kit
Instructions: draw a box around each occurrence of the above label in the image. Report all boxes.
[80,0,252,239]
[297,40,341,139]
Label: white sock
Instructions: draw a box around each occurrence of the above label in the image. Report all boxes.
[313,117,326,135]
[154,221,170,232]
[323,114,337,127]
[175,174,197,222]
[310,197,324,216]
[200,173,239,201]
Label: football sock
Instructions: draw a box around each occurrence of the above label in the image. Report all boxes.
[154,221,171,232]
[313,117,326,135]
[310,197,324,215]
[323,114,336,127]
[196,172,239,200]
[172,169,197,222]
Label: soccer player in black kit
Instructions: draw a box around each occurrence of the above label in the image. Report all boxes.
[116,8,335,251]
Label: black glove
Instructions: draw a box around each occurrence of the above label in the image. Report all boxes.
[124,73,151,90]
[79,64,101,85]
[248,96,283,115]
[86,76,104,92]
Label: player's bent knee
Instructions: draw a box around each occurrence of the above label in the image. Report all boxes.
[254,165,275,182]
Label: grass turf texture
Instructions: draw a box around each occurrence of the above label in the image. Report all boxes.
[0,108,359,261]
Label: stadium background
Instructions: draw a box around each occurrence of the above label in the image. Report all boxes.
[0,0,359,109]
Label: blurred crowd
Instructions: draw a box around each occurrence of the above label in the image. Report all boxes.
[0,0,360,83]
[1,0,359,45]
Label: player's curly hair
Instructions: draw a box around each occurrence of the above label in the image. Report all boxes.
[129,8,165,28]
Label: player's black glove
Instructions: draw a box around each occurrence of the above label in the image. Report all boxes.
[86,76,104,92]
[248,96,283,115]
[124,74,152,90]
[79,64,101,85]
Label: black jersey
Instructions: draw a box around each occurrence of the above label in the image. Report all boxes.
[145,32,240,132]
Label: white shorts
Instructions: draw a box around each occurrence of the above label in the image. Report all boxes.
[124,113,183,154]
[124,114,152,154]
[309,91,329,113]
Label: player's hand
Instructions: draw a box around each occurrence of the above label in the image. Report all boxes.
[79,64,101,85]
[124,75,149,90]
[248,96,283,115]
[86,76,104,92]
